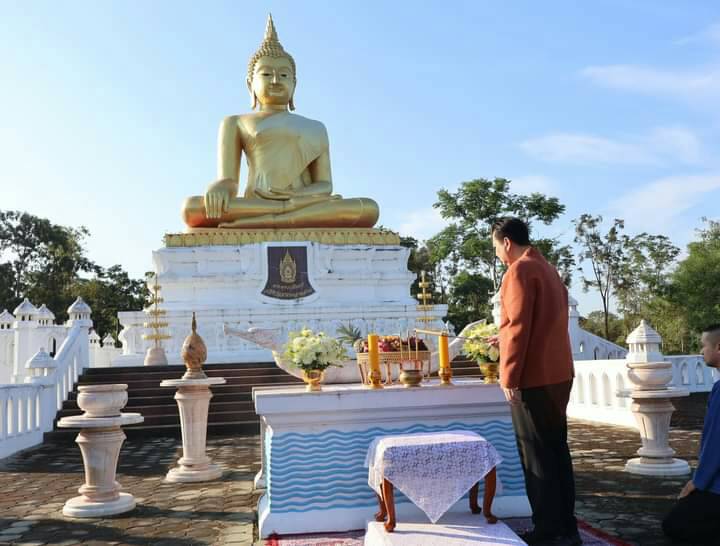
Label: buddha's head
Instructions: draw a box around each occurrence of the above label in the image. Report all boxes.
[247,15,296,111]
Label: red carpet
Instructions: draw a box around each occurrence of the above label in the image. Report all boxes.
[265,518,632,545]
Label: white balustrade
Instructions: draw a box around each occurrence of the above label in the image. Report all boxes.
[0,320,91,459]
[568,354,719,429]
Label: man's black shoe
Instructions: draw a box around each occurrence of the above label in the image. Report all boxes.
[519,530,583,545]
[518,530,554,544]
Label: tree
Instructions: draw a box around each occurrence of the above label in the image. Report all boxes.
[573,215,627,340]
[669,218,720,335]
[433,178,571,291]
[0,210,148,338]
[615,233,680,325]
[420,178,573,332]
[0,210,94,316]
[73,265,149,339]
[445,271,494,331]
[579,310,625,346]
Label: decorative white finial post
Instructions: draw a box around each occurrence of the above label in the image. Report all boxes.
[624,320,690,476]
[12,298,39,384]
[161,314,226,482]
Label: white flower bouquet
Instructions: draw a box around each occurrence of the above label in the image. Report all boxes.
[282,328,348,371]
[463,322,500,363]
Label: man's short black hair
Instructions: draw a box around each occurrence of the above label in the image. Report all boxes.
[492,217,531,246]
[702,324,720,343]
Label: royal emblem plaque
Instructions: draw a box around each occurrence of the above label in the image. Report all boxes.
[262,246,315,300]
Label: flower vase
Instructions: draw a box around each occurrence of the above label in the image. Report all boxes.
[478,361,499,384]
[303,369,325,392]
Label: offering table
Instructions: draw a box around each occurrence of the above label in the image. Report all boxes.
[253,379,530,538]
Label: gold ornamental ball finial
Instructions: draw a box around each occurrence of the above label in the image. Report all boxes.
[181,312,208,379]
[247,13,297,84]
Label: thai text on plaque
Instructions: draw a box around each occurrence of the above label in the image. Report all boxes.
[262,246,315,300]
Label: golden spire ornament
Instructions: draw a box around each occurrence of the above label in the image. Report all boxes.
[180,312,208,379]
[416,271,435,325]
[142,275,171,366]
[247,13,297,84]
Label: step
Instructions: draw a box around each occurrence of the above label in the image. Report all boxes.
[79,366,292,381]
[76,374,302,390]
[57,400,254,419]
[43,420,260,442]
[66,381,301,400]
[82,362,276,375]
[62,392,254,410]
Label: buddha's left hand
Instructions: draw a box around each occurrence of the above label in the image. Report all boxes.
[255,188,291,201]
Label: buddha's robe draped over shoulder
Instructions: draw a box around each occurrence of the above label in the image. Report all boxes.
[242,112,329,197]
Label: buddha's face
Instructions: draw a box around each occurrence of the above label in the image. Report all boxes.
[250,56,295,108]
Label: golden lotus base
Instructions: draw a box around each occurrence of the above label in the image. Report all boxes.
[165,228,400,248]
[478,362,500,384]
[302,369,325,392]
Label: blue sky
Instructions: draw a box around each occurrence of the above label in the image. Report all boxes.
[1,1,719,315]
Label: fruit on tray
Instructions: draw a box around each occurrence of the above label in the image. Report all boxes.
[356,335,428,353]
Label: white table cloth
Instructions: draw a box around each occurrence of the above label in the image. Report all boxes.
[364,430,502,523]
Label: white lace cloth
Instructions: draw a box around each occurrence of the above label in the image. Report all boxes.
[364,431,502,523]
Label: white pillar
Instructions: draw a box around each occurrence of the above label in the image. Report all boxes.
[57,384,143,517]
[160,378,226,482]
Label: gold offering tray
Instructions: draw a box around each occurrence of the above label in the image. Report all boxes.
[356,351,432,385]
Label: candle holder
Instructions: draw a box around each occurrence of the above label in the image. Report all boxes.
[438,366,453,386]
[368,368,384,389]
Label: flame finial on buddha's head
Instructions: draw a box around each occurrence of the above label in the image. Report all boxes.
[247,14,297,86]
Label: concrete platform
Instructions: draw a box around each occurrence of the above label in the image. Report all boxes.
[364,512,524,545]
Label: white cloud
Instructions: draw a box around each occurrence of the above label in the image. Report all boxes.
[396,207,449,242]
[646,127,703,164]
[675,22,720,46]
[510,175,557,195]
[580,64,720,103]
[609,174,720,232]
[520,127,702,166]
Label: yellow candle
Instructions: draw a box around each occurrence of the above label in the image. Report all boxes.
[368,334,380,373]
[439,333,450,370]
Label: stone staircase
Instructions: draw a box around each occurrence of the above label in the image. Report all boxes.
[44,358,484,442]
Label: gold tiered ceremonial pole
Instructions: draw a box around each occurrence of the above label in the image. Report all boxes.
[143,276,171,366]
[415,271,436,380]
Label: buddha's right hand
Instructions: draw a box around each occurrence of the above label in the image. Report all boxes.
[204,178,237,218]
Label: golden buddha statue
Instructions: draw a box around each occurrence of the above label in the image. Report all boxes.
[181,15,379,230]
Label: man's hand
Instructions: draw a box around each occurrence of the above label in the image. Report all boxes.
[502,387,520,405]
[487,335,499,348]
[679,480,695,499]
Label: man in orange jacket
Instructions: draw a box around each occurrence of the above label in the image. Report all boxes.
[491,217,580,546]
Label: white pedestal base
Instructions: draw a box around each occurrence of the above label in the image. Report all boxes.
[166,462,223,483]
[624,458,690,476]
[63,492,136,518]
[116,242,447,366]
[364,512,524,546]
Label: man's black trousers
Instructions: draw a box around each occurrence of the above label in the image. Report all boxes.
[662,489,720,543]
[511,380,578,537]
